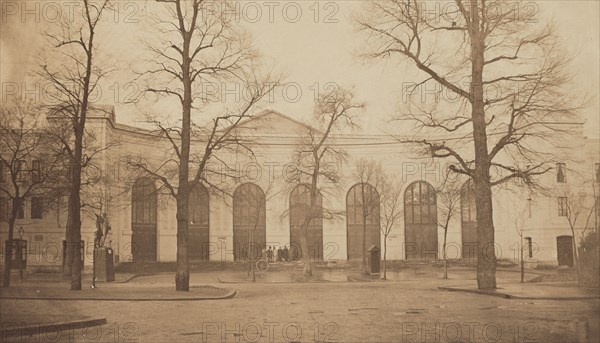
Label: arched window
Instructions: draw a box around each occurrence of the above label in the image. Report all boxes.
[404,181,437,260]
[233,183,266,262]
[131,177,157,262]
[404,181,437,224]
[132,178,157,225]
[189,184,210,261]
[460,180,476,223]
[346,183,380,261]
[289,184,323,261]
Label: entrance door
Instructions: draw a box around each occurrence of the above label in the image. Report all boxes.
[131,178,157,262]
[556,236,574,267]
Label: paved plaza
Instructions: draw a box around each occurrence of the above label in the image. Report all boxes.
[1,265,598,343]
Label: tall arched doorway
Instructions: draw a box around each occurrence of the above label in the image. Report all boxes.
[346,183,380,261]
[189,184,210,261]
[289,184,323,261]
[233,183,266,262]
[131,177,157,262]
[460,180,477,260]
[404,181,437,260]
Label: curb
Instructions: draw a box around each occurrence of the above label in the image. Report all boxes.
[0,274,145,287]
[216,281,385,284]
[0,317,107,338]
[438,286,511,299]
[215,273,476,284]
[217,276,388,284]
[111,273,146,283]
[0,289,236,301]
[438,286,600,300]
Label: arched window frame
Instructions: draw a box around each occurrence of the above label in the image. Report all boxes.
[346,183,380,226]
[460,180,476,223]
[404,181,437,225]
[132,177,157,225]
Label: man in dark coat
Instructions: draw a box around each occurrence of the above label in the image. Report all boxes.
[283,246,289,262]
[277,247,283,262]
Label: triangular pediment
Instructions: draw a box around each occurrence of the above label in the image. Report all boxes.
[235,109,320,135]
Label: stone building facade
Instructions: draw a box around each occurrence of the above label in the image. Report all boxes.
[1,107,598,269]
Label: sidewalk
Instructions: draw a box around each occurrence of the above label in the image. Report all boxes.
[1,271,236,300]
[0,284,236,301]
[2,267,597,300]
[439,281,600,300]
[0,271,137,285]
[1,295,107,341]
[2,267,597,341]
[215,266,540,284]
[1,274,236,341]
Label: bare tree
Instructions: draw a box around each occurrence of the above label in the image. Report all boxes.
[288,87,364,276]
[130,0,278,291]
[45,113,118,282]
[357,0,583,289]
[377,170,403,280]
[434,181,462,279]
[246,187,264,283]
[35,0,111,290]
[353,159,384,273]
[0,101,64,287]
[242,181,278,282]
[509,195,530,283]
[561,186,599,286]
[577,181,599,287]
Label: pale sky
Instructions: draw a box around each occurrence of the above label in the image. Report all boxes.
[1,0,598,137]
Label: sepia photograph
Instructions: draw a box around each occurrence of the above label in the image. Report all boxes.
[0,0,599,342]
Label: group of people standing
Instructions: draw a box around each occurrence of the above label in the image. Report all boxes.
[264,246,290,262]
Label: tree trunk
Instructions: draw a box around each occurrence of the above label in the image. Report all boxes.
[175,187,190,291]
[470,4,497,290]
[62,210,73,276]
[69,159,83,291]
[299,228,312,276]
[247,260,256,282]
[68,16,95,290]
[472,112,497,290]
[175,30,193,292]
[362,184,367,273]
[520,235,524,283]
[382,235,387,280]
[443,228,448,279]
[303,184,319,277]
[570,231,580,287]
[249,228,256,282]
[362,221,367,273]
